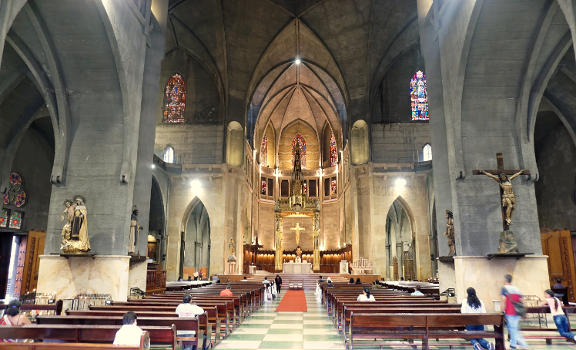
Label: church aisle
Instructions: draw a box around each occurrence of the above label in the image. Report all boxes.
[213,290,345,350]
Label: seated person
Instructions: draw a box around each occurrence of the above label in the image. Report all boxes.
[176,294,204,350]
[553,278,565,289]
[355,278,362,285]
[176,294,205,317]
[212,275,220,283]
[241,276,248,281]
[177,276,183,281]
[113,312,143,346]
[349,278,355,284]
[326,277,334,287]
[357,287,376,302]
[220,284,233,297]
[411,286,425,296]
[461,288,494,350]
[1,300,32,343]
[187,276,192,281]
[193,271,199,281]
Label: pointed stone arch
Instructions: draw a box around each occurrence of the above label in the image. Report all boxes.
[180,196,211,278]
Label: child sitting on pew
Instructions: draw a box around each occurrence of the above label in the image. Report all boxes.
[460,287,495,350]
[357,287,375,302]
[113,311,143,347]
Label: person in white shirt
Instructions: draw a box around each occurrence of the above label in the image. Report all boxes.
[357,287,376,302]
[411,286,425,296]
[461,287,494,350]
[176,294,205,350]
[113,312,144,346]
[176,294,205,317]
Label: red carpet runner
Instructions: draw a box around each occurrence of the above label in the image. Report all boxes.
[276,290,307,312]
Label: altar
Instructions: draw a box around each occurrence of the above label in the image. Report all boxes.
[283,261,312,274]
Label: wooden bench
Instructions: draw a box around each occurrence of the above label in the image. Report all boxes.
[340,305,462,337]
[348,313,505,350]
[0,329,149,350]
[71,306,226,343]
[36,315,207,349]
[0,301,63,316]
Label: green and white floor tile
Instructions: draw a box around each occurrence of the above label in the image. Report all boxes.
[214,290,344,350]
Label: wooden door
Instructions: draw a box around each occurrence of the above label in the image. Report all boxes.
[21,230,45,295]
[541,230,576,302]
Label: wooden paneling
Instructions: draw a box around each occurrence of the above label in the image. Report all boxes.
[21,231,45,295]
[541,230,576,301]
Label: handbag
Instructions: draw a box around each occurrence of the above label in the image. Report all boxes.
[504,290,527,317]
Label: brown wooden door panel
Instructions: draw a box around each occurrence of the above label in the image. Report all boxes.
[21,231,45,295]
[541,230,576,301]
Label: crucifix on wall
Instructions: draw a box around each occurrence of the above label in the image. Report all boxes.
[290,222,305,246]
[473,153,530,253]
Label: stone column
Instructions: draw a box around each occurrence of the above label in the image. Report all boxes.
[312,211,321,271]
[274,212,283,271]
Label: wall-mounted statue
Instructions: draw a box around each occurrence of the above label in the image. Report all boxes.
[444,210,456,256]
[61,196,91,254]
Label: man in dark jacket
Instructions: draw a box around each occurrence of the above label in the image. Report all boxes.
[274,275,283,293]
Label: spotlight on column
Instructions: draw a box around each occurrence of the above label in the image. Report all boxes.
[395,177,407,189]
[295,57,302,65]
[151,164,156,169]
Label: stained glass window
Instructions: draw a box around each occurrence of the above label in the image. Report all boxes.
[410,70,429,121]
[330,178,337,195]
[8,211,22,230]
[291,133,307,168]
[0,209,8,228]
[163,74,186,123]
[260,136,268,167]
[329,133,337,167]
[422,144,432,161]
[163,146,174,164]
[303,181,308,196]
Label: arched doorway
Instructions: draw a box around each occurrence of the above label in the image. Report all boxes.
[148,177,166,264]
[384,198,416,281]
[180,198,211,279]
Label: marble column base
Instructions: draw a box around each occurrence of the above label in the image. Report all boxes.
[36,255,131,301]
[448,255,549,312]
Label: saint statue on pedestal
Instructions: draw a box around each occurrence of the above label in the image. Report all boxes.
[444,210,456,256]
[61,196,91,254]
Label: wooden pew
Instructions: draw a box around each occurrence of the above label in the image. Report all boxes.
[349,313,505,350]
[0,301,63,316]
[0,325,173,349]
[73,305,227,342]
[340,305,462,337]
[0,329,149,350]
[36,315,207,350]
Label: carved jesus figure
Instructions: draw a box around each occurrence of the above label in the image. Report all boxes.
[480,170,524,227]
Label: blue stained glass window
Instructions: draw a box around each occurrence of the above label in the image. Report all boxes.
[411,71,429,121]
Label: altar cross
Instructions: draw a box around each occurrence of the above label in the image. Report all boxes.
[473,153,530,230]
[290,222,305,246]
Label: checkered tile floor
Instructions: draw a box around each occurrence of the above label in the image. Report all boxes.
[214,290,344,350]
[214,290,576,350]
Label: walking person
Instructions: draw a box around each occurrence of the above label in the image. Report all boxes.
[541,289,576,342]
[461,287,495,350]
[275,275,283,294]
[501,274,528,349]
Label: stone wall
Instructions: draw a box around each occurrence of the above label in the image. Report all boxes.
[156,125,224,165]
